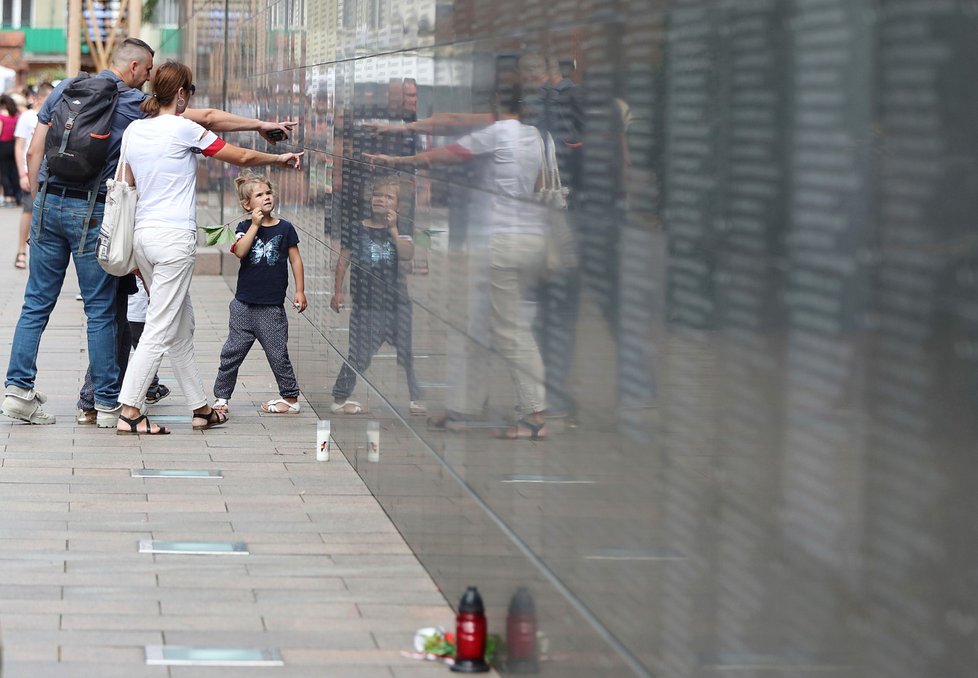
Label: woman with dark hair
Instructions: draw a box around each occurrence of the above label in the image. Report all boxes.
[0,94,20,205]
[365,73,550,439]
[115,60,303,435]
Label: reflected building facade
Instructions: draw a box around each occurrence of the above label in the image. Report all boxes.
[157,0,978,675]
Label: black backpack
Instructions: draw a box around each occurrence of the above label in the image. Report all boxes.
[44,72,125,185]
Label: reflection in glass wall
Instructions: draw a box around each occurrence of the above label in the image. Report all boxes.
[161,0,978,675]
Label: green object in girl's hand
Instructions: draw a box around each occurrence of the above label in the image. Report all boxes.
[201,224,236,247]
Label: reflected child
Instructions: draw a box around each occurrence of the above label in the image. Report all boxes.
[330,178,424,415]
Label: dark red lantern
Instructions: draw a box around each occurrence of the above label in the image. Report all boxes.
[451,586,490,673]
[505,587,538,673]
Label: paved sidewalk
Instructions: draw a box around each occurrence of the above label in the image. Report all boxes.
[0,209,453,677]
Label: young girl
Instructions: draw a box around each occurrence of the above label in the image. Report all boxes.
[329,178,423,414]
[212,173,307,415]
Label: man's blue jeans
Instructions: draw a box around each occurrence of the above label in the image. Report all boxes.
[5,192,119,409]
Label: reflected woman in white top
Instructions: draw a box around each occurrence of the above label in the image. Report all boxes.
[116,61,303,435]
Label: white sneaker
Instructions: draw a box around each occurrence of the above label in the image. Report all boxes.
[95,404,122,428]
[1,386,56,424]
[410,400,427,415]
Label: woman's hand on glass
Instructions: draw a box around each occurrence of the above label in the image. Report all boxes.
[276,152,304,170]
[363,121,408,135]
[364,153,396,167]
[330,292,343,313]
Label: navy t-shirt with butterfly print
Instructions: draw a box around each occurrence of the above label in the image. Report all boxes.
[342,219,412,313]
[232,219,300,305]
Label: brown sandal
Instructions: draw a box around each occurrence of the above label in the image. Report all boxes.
[116,413,170,435]
[493,419,547,440]
[192,407,228,431]
[426,412,468,432]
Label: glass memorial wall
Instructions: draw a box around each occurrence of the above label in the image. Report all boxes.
[160,0,978,675]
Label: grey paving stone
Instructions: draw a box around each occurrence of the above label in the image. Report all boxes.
[3,663,168,678]
[170,667,396,678]
[60,613,265,632]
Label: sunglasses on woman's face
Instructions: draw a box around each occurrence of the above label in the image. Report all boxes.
[188,84,196,96]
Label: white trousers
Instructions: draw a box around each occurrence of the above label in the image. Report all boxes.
[119,228,207,411]
[447,233,547,416]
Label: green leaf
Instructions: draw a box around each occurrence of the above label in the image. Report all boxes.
[201,224,235,247]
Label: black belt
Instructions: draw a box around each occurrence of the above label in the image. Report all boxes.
[46,185,106,203]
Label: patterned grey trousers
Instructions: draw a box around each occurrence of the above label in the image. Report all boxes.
[213,299,300,401]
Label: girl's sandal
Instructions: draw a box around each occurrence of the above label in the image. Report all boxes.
[14,252,26,269]
[117,413,170,435]
[329,400,367,414]
[494,418,547,441]
[261,399,300,414]
[192,407,228,431]
[212,398,230,415]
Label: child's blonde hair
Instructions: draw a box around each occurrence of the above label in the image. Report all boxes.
[369,177,400,198]
[235,172,274,206]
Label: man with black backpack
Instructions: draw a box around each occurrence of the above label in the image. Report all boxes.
[2,37,297,425]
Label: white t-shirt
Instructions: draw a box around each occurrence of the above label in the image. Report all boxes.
[123,114,225,231]
[453,119,546,237]
[13,109,37,169]
[127,276,149,323]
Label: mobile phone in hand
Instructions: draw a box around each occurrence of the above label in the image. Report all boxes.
[267,129,286,141]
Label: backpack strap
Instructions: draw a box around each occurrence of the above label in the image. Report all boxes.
[77,178,101,256]
[36,181,49,236]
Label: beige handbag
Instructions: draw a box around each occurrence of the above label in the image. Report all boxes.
[96,127,137,276]
[536,131,577,277]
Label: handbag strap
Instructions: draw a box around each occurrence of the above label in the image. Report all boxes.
[537,131,551,191]
[114,126,132,183]
[544,131,562,192]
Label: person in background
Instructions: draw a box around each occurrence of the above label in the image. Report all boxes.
[75,276,170,425]
[12,83,52,269]
[127,277,170,405]
[523,54,585,428]
[0,94,20,206]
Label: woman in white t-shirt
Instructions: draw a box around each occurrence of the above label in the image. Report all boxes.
[365,73,549,440]
[116,61,303,435]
